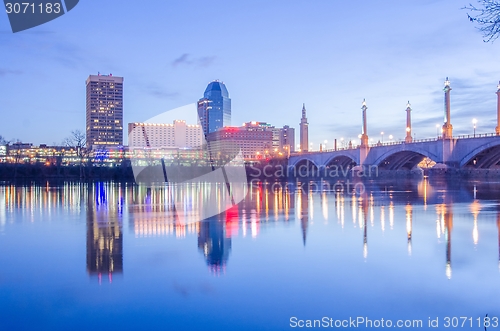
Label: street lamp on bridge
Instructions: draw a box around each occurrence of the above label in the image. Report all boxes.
[381,131,384,144]
[473,118,477,137]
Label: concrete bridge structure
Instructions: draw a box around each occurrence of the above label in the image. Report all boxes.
[288,134,500,172]
[289,79,500,173]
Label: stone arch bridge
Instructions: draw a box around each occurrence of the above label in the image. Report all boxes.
[288,135,500,173]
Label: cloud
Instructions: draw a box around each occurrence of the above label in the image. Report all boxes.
[172,53,191,66]
[171,53,216,67]
[0,69,22,76]
[145,85,179,99]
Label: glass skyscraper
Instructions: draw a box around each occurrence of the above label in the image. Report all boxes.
[197,80,231,136]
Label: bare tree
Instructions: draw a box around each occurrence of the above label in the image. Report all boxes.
[0,135,12,145]
[464,0,500,42]
[64,130,88,178]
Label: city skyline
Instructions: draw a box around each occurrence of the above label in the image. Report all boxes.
[1,1,500,147]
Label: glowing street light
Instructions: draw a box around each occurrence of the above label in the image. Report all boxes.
[389,134,393,142]
[381,131,384,144]
[473,118,477,137]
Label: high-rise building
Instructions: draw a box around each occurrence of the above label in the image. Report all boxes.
[86,74,124,149]
[197,80,231,136]
[300,103,309,152]
[128,120,203,149]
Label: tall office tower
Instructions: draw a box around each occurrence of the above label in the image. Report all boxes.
[86,74,124,149]
[300,103,309,152]
[197,80,231,136]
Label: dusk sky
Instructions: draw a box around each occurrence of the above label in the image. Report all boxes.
[1,0,500,148]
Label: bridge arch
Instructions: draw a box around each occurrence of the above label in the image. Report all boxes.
[372,147,440,170]
[288,158,320,177]
[324,153,358,169]
[460,140,500,168]
[289,157,320,169]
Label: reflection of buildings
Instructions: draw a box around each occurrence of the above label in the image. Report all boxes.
[198,215,232,273]
[129,185,198,238]
[297,186,309,246]
[86,184,123,282]
[361,194,368,259]
[438,204,453,280]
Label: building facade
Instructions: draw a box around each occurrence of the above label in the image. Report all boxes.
[197,80,231,136]
[128,120,203,149]
[206,126,273,160]
[242,121,295,153]
[280,125,295,153]
[86,74,124,149]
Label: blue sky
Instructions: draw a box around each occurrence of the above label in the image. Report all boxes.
[0,0,499,148]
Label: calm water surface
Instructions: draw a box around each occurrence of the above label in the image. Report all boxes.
[0,179,500,330]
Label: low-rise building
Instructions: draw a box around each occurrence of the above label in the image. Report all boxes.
[128,120,203,149]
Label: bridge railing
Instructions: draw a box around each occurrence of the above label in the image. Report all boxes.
[452,132,498,139]
[291,133,500,155]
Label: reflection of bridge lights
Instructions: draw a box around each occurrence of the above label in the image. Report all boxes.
[470,200,481,245]
[389,202,394,229]
[380,206,385,232]
[446,262,452,279]
[473,219,479,245]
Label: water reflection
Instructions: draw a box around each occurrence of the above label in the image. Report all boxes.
[198,214,232,274]
[2,178,500,281]
[86,183,123,283]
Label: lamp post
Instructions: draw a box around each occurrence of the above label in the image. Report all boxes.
[340,137,344,148]
[472,118,477,138]
[381,131,384,144]
[324,140,328,151]
[389,135,393,143]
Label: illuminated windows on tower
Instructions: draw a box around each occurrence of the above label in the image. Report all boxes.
[86,74,124,149]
